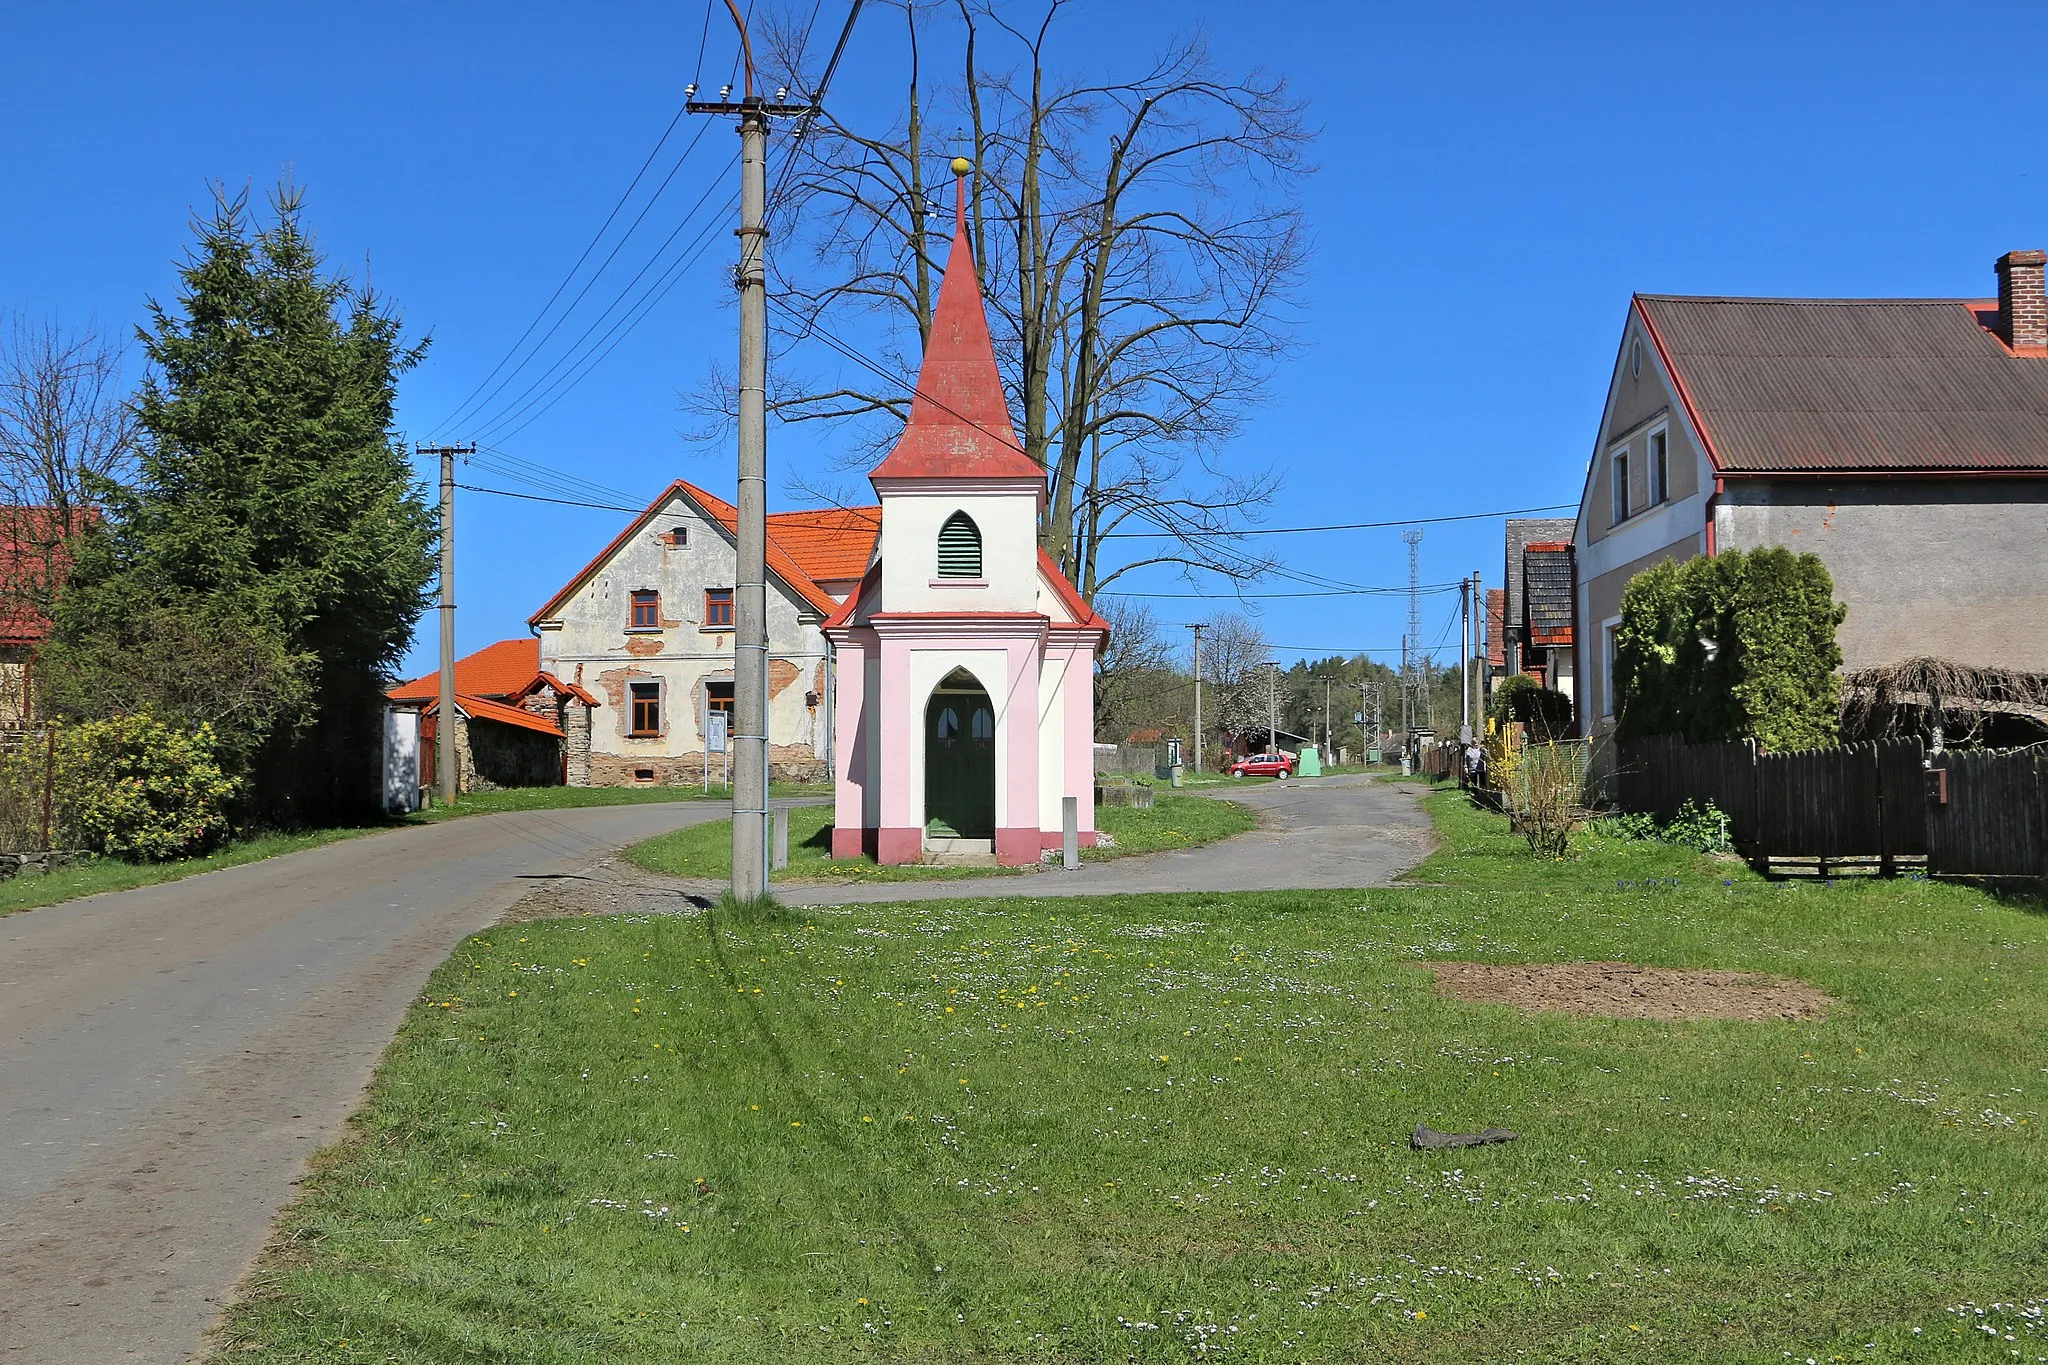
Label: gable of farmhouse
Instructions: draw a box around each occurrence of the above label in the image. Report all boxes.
[1572,249,2048,734]
[529,481,882,787]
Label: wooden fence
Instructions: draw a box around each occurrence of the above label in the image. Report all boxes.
[1616,735,2044,878]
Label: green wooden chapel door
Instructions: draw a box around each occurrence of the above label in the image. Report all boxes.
[925,679,995,839]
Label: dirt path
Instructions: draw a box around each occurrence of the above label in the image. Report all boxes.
[0,802,726,1365]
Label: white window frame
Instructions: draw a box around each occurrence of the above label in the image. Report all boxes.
[1602,616,1623,718]
[1647,423,1669,506]
[1610,446,1631,525]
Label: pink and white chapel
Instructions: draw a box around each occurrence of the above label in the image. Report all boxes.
[823,169,1109,865]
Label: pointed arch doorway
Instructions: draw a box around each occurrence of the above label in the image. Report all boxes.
[925,668,995,844]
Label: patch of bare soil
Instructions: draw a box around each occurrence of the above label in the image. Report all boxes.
[1421,960,1833,1022]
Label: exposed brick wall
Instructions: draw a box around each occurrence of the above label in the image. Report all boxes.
[1996,249,2048,351]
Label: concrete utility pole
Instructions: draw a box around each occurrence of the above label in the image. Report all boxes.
[1322,675,1332,757]
[1472,568,1484,723]
[1460,573,1472,737]
[1267,661,1279,754]
[417,442,474,805]
[690,15,809,900]
[1187,623,1207,774]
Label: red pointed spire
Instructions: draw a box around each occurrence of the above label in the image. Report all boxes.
[870,167,1043,482]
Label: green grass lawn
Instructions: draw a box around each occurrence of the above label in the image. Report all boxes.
[621,791,1256,884]
[212,794,2047,1362]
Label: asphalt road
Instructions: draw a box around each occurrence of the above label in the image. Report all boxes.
[0,801,729,1364]
[775,772,1435,906]
[510,774,1436,915]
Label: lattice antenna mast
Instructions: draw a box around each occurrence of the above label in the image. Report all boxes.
[1402,529,1424,733]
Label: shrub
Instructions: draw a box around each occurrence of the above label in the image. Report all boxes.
[1614,547,1844,749]
[1662,798,1734,854]
[1491,674,1575,740]
[6,715,240,859]
[1588,800,1733,855]
[1501,741,1589,858]
[1591,810,1659,841]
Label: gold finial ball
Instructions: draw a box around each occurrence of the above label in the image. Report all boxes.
[950,156,972,176]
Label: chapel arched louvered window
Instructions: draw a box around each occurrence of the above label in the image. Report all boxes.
[937,511,983,578]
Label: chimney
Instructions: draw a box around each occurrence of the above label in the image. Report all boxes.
[1994,249,2048,351]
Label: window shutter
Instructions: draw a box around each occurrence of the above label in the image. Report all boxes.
[937,512,982,578]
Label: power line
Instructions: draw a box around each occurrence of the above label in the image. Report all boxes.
[450,122,722,438]
[473,172,741,442]
[1114,583,1464,601]
[1102,502,1578,539]
[430,104,708,438]
[456,483,647,514]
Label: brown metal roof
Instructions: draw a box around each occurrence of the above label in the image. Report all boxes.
[1637,295,2048,473]
[1522,545,1575,646]
[1504,517,1574,630]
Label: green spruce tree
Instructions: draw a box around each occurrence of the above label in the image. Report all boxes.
[42,183,436,823]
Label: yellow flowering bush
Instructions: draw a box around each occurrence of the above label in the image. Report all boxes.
[30,714,239,859]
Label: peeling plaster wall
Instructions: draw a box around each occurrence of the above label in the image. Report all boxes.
[534,492,832,785]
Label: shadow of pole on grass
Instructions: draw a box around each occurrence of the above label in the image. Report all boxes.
[696,897,978,1345]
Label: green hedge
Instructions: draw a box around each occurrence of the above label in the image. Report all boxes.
[1613,547,1844,750]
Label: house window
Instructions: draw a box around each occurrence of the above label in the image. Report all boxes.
[1648,427,1668,505]
[665,526,688,546]
[629,590,661,630]
[705,681,733,731]
[704,588,734,628]
[937,511,982,578]
[1611,449,1631,525]
[629,682,661,736]
[1630,338,1642,379]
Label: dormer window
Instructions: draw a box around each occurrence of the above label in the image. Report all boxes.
[937,511,982,578]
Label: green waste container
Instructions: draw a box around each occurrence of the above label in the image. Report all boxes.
[1297,744,1322,777]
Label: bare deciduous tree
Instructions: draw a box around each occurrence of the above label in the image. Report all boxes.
[0,317,137,622]
[721,1,1312,599]
[1092,596,1177,738]
[1204,609,1270,743]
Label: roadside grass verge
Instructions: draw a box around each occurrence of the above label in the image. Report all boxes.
[0,826,380,918]
[621,792,1255,884]
[213,792,2047,1362]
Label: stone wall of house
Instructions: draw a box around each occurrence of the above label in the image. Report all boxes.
[460,716,563,791]
[588,741,826,788]
[564,701,592,786]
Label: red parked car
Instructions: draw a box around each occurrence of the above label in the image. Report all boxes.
[1229,752,1295,779]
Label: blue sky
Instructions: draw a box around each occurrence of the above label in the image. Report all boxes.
[6,2,2042,679]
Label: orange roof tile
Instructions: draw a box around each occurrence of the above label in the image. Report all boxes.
[430,692,563,738]
[766,506,880,584]
[390,638,540,702]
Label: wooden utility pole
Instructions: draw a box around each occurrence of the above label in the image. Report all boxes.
[417,442,473,805]
[691,8,809,899]
[1187,622,1206,774]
